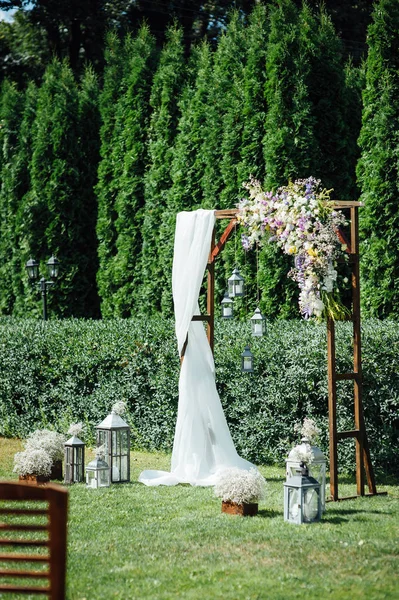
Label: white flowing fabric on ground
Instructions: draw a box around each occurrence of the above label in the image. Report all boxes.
[139,209,254,486]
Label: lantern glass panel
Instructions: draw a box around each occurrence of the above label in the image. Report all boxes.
[287,487,300,521]
[303,488,320,522]
[243,357,252,371]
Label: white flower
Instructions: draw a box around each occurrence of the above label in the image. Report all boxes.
[13,448,53,477]
[67,422,84,438]
[214,468,266,504]
[112,401,127,415]
[25,429,66,463]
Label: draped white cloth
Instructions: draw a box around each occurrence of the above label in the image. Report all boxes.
[139,209,253,486]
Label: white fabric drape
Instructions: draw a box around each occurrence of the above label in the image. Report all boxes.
[139,209,253,487]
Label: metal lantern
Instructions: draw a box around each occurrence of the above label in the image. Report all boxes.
[25,258,39,281]
[286,438,327,511]
[46,255,60,280]
[86,453,111,489]
[221,291,234,319]
[241,346,254,373]
[228,268,245,298]
[96,411,130,483]
[64,435,85,484]
[284,465,322,524]
[250,307,266,337]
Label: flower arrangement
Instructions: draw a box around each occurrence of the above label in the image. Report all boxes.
[294,417,321,445]
[237,176,349,320]
[24,429,66,463]
[67,422,84,438]
[214,467,266,505]
[13,428,66,479]
[13,448,53,477]
[112,401,127,415]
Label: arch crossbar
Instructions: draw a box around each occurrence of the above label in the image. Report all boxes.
[185,203,385,502]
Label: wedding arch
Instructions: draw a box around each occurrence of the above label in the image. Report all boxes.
[182,201,385,502]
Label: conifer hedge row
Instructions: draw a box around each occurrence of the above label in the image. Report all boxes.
[0,317,397,476]
[0,0,382,320]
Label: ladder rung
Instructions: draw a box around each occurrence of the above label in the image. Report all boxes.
[337,429,360,440]
[336,373,359,381]
[191,315,211,322]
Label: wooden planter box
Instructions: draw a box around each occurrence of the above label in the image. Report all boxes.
[19,474,50,485]
[221,501,258,516]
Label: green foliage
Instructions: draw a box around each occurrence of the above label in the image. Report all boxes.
[357,0,399,318]
[98,26,157,317]
[0,317,397,476]
[140,25,186,315]
[0,79,23,314]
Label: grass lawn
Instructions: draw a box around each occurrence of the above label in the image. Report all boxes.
[0,437,398,600]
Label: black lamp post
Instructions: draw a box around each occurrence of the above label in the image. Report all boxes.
[25,256,60,321]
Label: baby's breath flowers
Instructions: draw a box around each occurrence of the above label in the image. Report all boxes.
[24,429,66,463]
[237,176,349,320]
[67,422,84,438]
[294,417,321,445]
[214,468,266,505]
[13,448,53,477]
[112,401,127,415]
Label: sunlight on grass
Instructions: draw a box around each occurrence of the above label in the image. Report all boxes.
[0,439,398,599]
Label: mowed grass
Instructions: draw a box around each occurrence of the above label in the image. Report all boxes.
[0,438,398,600]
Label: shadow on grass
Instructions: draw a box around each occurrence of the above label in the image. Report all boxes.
[257,508,281,519]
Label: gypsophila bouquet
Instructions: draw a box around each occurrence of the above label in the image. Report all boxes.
[291,444,314,466]
[214,468,266,505]
[112,401,127,415]
[13,448,53,477]
[24,429,66,463]
[67,422,84,438]
[294,417,321,445]
[237,176,349,320]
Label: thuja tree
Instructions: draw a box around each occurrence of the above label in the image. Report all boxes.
[76,65,101,318]
[12,82,38,317]
[96,32,125,317]
[357,0,399,317]
[159,41,213,315]
[140,25,186,315]
[27,59,91,317]
[107,26,156,317]
[0,80,23,314]
[219,4,270,319]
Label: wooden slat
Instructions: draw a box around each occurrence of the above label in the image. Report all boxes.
[0,583,50,594]
[327,492,387,502]
[0,569,49,578]
[0,524,48,532]
[336,373,359,381]
[0,539,49,547]
[215,209,238,219]
[210,218,237,262]
[191,315,211,322]
[0,509,47,516]
[331,201,363,208]
[0,553,49,562]
[337,429,360,440]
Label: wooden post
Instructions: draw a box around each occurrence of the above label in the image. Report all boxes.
[207,228,216,353]
[327,317,338,501]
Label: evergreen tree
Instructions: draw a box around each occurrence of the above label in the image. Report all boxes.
[77,65,101,318]
[140,25,186,315]
[357,0,399,317]
[96,32,126,317]
[0,80,23,314]
[159,41,213,315]
[27,59,90,317]
[12,81,38,317]
[107,26,156,317]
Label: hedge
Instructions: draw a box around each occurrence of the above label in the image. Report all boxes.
[0,317,397,476]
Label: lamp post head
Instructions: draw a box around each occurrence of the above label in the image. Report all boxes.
[25,258,39,282]
[46,255,60,280]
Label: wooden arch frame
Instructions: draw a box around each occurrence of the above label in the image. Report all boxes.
[183,203,385,502]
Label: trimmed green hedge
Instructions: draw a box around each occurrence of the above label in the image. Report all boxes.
[0,318,397,475]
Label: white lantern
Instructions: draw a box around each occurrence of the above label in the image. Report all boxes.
[64,435,85,484]
[85,454,111,489]
[286,438,327,511]
[284,466,322,524]
[241,346,254,373]
[250,307,266,337]
[228,268,245,297]
[96,410,130,483]
[221,291,234,318]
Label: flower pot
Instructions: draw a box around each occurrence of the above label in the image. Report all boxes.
[19,474,50,485]
[50,460,63,480]
[221,501,258,516]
